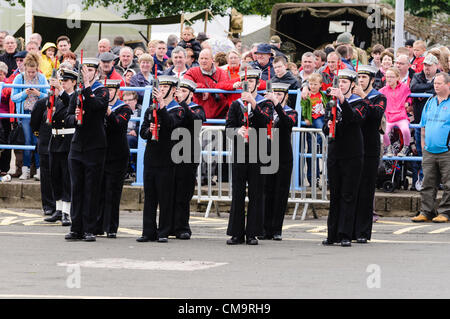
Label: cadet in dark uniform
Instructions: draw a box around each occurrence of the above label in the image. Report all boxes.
[322,69,368,247]
[172,78,206,239]
[353,65,386,243]
[30,90,55,218]
[136,76,186,243]
[225,69,273,245]
[64,58,109,242]
[96,79,132,238]
[44,68,77,226]
[261,82,298,241]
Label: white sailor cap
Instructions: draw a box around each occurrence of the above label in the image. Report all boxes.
[238,69,261,81]
[357,65,377,76]
[271,82,291,93]
[158,75,179,86]
[104,79,122,89]
[178,78,197,91]
[338,68,358,82]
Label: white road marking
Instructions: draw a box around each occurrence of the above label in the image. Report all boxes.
[428,227,450,234]
[306,226,327,233]
[57,258,228,271]
[393,225,431,235]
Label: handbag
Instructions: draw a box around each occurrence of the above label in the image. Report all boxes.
[9,121,25,145]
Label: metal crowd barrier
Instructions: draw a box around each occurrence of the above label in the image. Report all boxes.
[0,81,434,219]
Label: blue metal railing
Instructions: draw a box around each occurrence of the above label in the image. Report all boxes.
[0,81,434,188]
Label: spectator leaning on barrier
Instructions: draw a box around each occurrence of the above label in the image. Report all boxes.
[122,90,141,174]
[411,73,450,223]
[298,52,316,83]
[410,53,439,190]
[115,46,140,78]
[11,52,48,180]
[129,53,154,105]
[184,48,229,119]
[0,35,18,77]
[223,49,241,81]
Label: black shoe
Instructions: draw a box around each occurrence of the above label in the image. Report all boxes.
[107,233,117,238]
[136,236,151,242]
[157,237,168,243]
[65,232,83,240]
[61,214,71,227]
[83,233,96,242]
[44,210,62,223]
[273,234,282,241]
[44,209,54,216]
[226,236,245,245]
[356,237,368,244]
[246,237,258,245]
[341,239,352,247]
[257,234,273,240]
[176,233,191,240]
[322,239,334,246]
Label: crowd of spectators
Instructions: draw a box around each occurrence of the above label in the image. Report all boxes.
[0,28,449,189]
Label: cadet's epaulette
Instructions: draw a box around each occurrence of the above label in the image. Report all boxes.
[91,81,104,92]
[347,94,363,104]
[111,101,127,112]
[166,100,181,112]
[255,94,268,105]
[367,89,382,100]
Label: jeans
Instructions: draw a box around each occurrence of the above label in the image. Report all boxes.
[20,111,39,169]
[306,116,324,185]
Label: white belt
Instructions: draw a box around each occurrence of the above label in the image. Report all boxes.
[52,128,75,136]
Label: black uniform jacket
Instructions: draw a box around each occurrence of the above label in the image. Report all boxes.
[140,99,186,168]
[323,94,368,159]
[48,91,76,153]
[226,94,274,164]
[361,89,386,158]
[273,103,298,164]
[30,97,52,155]
[178,101,206,164]
[105,99,132,161]
[65,81,109,152]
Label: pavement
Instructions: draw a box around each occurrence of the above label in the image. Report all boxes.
[1,207,450,300]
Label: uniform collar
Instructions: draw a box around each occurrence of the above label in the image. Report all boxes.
[166,99,180,111]
[110,99,126,112]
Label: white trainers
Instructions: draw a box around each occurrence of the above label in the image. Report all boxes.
[386,145,395,157]
[33,168,40,181]
[397,146,409,157]
[0,174,12,182]
[19,166,30,180]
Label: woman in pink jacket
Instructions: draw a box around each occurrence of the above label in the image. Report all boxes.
[379,67,412,157]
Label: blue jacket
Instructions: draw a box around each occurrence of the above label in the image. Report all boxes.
[11,72,48,114]
[129,72,154,105]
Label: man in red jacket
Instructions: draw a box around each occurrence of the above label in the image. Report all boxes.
[184,48,229,120]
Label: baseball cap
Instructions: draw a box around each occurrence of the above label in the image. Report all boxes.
[423,54,439,65]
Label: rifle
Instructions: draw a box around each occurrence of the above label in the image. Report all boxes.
[151,64,159,141]
[242,67,249,143]
[266,66,273,140]
[46,68,58,125]
[76,49,84,126]
[328,66,340,141]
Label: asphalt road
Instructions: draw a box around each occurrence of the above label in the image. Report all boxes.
[0,208,449,300]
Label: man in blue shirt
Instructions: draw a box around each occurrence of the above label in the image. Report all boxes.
[412,73,450,223]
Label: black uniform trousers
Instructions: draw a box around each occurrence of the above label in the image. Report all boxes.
[96,157,128,234]
[39,153,56,212]
[68,148,105,234]
[49,152,71,202]
[227,163,265,239]
[142,166,175,240]
[353,156,379,240]
[172,163,197,236]
[327,156,363,242]
[264,161,293,237]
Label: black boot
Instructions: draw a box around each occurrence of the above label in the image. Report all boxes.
[61,213,71,227]
[44,211,62,223]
